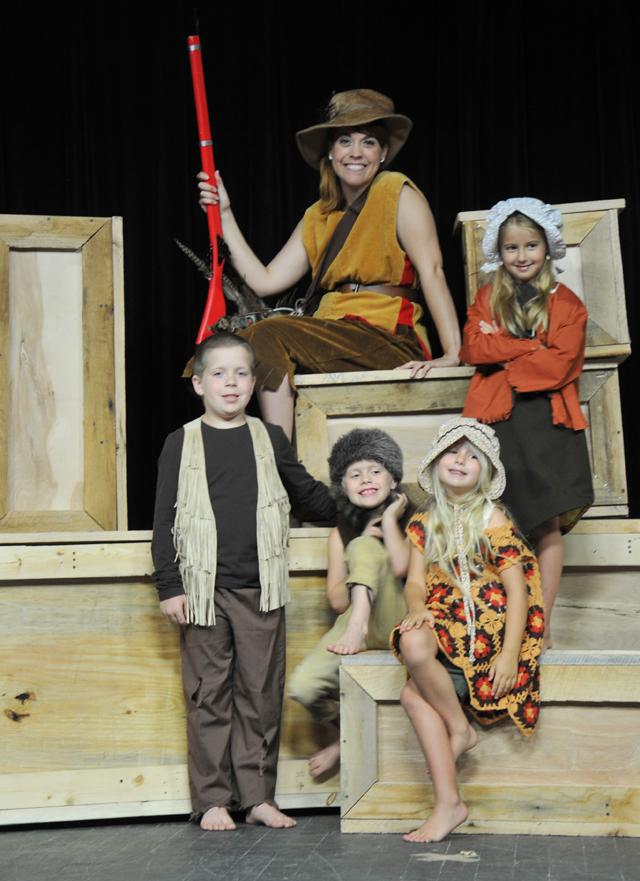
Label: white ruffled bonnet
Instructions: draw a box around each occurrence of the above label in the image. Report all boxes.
[481,197,566,273]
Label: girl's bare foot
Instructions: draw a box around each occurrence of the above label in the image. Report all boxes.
[246,802,296,828]
[450,724,478,762]
[327,621,367,655]
[200,806,236,831]
[403,801,468,843]
[309,740,341,778]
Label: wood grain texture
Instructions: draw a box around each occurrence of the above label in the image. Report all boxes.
[0,214,125,533]
[0,533,342,824]
[111,217,128,530]
[340,658,640,836]
[83,220,117,529]
[295,365,627,513]
[0,240,9,519]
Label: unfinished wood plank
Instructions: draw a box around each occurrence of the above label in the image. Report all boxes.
[455,200,625,224]
[0,529,153,545]
[554,569,640,652]
[83,220,117,530]
[6,249,84,516]
[0,511,103,533]
[0,542,154,580]
[0,800,192,827]
[340,665,378,813]
[378,703,640,786]
[112,217,128,530]
[295,366,473,386]
[581,208,629,345]
[0,214,107,249]
[0,765,189,811]
[0,240,9,520]
[343,781,639,836]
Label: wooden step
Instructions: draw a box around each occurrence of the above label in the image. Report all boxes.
[340,651,640,837]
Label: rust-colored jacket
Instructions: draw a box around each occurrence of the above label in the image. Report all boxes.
[460,283,588,430]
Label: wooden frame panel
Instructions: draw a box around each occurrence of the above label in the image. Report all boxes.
[0,530,338,826]
[340,652,640,836]
[0,215,126,532]
[455,199,629,361]
[295,364,627,515]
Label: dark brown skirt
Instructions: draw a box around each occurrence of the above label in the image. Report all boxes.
[492,393,594,537]
[239,316,426,392]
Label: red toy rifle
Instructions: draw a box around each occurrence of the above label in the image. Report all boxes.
[187,34,226,342]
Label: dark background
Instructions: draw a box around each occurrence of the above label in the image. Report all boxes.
[1,4,637,527]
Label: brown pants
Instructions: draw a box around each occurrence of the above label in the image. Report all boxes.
[180,586,286,813]
[240,316,425,392]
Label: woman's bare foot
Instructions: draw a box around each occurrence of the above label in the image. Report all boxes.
[246,802,296,828]
[200,806,236,831]
[309,740,341,778]
[403,801,468,843]
[450,724,478,762]
[327,621,367,655]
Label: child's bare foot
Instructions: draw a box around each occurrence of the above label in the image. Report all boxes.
[542,635,553,652]
[200,806,236,831]
[309,740,341,778]
[450,724,478,762]
[246,802,296,828]
[327,621,367,655]
[403,801,468,843]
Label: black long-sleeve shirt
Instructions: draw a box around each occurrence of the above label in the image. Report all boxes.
[152,421,335,601]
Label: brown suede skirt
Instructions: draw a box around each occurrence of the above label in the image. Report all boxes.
[238,316,427,392]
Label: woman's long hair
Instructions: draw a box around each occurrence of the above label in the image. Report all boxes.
[490,212,556,336]
[317,125,389,215]
[422,443,498,579]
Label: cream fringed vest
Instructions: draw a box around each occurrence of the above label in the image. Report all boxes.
[173,417,291,625]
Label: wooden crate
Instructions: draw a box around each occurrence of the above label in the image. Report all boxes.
[0,529,337,825]
[455,199,630,362]
[340,651,640,836]
[295,365,628,517]
[1,522,637,824]
[0,214,126,532]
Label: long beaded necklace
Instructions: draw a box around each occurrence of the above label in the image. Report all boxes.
[453,504,477,662]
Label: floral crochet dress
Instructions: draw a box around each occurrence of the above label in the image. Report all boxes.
[392,511,544,735]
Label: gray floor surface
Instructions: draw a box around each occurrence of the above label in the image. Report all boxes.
[1,811,638,881]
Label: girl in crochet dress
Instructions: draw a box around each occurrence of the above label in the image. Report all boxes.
[392,417,544,842]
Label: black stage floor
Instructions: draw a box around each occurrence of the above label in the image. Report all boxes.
[1,811,638,881]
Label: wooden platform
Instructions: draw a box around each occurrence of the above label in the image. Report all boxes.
[1,522,638,826]
[295,365,628,517]
[340,651,640,837]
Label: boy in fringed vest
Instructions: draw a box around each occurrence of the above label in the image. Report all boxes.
[152,333,336,831]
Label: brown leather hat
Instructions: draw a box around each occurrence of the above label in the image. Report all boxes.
[296,89,413,169]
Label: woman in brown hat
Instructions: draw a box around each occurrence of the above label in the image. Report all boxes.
[198,89,460,439]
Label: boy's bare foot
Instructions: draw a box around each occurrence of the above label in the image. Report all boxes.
[403,801,468,843]
[309,740,341,778]
[200,806,236,831]
[246,802,296,828]
[450,724,478,762]
[327,621,367,655]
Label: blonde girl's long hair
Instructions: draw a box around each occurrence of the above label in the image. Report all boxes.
[490,212,556,336]
[423,442,497,579]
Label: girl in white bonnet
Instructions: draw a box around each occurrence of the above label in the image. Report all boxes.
[460,197,593,648]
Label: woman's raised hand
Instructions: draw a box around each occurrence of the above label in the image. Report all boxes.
[197,170,231,214]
